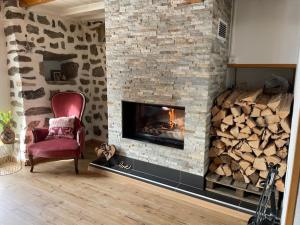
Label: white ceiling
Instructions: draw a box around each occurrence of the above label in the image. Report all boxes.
[30,0,105,22]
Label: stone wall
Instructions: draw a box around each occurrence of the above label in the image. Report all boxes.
[106,0,232,176]
[2,0,107,159]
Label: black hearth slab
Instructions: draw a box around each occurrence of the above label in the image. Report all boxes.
[116,155,204,190]
[89,161,254,214]
[132,157,181,183]
[180,171,204,190]
[239,201,257,212]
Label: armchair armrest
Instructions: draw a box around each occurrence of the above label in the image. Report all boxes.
[32,128,49,143]
[77,127,85,153]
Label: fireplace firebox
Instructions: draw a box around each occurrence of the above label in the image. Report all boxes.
[122,101,185,149]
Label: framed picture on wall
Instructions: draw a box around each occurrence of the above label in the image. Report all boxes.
[50,70,62,81]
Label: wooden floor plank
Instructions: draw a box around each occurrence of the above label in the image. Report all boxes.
[0,145,250,225]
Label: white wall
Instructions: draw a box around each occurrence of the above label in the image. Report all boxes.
[0,17,11,111]
[281,49,300,225]
[231,0,300,64]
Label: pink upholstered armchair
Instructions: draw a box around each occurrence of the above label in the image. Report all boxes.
[28,92,86,174]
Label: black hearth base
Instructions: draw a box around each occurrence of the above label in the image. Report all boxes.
[89,155,256,214]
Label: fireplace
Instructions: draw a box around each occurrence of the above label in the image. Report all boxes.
[122,101,185,149]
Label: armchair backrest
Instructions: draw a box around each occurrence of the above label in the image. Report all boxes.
[51,92,86,121]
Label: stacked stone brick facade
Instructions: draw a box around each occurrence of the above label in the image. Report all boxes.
[106,0,232,176]
[2,0,107,159]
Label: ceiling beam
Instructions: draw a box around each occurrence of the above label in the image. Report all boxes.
[20,0,54,8]
[74,12,105,22]
[62,1,105,17]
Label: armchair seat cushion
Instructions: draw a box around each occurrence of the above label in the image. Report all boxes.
[28,138,80,158]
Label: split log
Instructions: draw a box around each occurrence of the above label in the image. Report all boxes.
[231,106,241,117]
[259,170,268,179]
[248,134,259,141]
[253,127,264,136]
[223,164,232,177]
[220,137,232,147]
[211,106,220,117]
[253,148,263,157]
[275,179,285,192]
[280,117,291,134]
[223,115,234,125]
[241,153,256,163]
[245,167,256,176]
[223,90,241,108]
[253,157,267,171]
[264,143,277,156]
[233,170,244,182]
[242,105,252,115]
[251,107,261,117]
[246,118,256,129]
[239,160,251,171]
[212,139,226,149]
[231,160,241,171]
[220,123,229,132]
[234,114,246,124]
[228,149,241,161]
[278,161,287,177]
[215,165,225,176]
[240,142,252,153]
[249,172,259,185]
[232,140,240,147]
[275,139,287,148]
[277,93,293,119]
[277,147,288,160]
[229,126,239,138]
[209,162,218,172]
[237,133,250,140]
[216,130,234,139]
[248,140,260,149]
[236,123,245,129]
[255,94,269,110]
[213,157,223,166]
[266,155,281,165]
[256,117,265,127]
[242,89,263,102]
[267,93,282,112]
[212,110,226,122]
[219,154,232,164]
[265,115,280,124]
[217,90,232,106]
[261,108,273,117]
[240,126,251,135]
[268,123,279,133]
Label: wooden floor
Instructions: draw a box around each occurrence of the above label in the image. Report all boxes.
[0,144,250,225]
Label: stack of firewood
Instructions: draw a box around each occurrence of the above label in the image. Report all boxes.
[209,89,293,192]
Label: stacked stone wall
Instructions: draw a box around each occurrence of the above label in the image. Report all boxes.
[2,0,108,158]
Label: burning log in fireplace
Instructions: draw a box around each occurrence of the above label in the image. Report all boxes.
[122,101,185,149]
[208,89,293,192]
[141,107,185,141]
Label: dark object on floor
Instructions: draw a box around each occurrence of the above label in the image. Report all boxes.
[95,143,116,165]
[248,164,281,225]
[28,92,86,174]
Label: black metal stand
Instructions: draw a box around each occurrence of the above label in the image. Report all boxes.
[248,164,281,225]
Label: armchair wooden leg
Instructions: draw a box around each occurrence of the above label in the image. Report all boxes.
[74,157,79,174]
[29,155,34,173]
[81,152,84,159]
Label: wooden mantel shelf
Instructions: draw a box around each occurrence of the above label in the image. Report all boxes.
[228,64,297,69]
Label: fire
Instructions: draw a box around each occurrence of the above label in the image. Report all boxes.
[168,109,175,129]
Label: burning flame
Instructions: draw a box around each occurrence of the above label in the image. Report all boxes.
[169,109,175,129]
